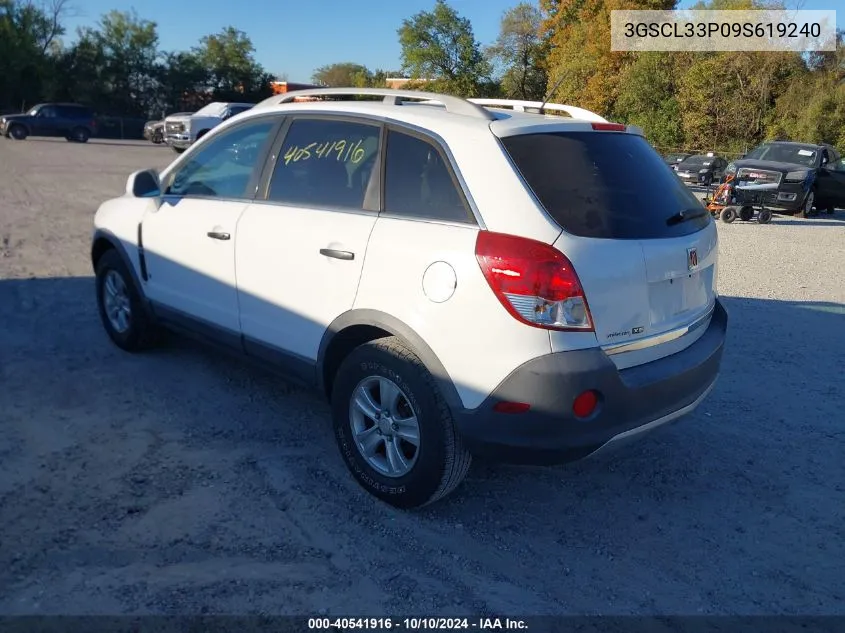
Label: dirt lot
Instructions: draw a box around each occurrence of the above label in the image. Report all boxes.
[1,138,844,616]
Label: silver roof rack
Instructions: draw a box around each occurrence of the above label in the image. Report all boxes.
[467,99,608,123]
[254,87,495,121]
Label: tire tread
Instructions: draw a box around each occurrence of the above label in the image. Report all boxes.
[357,336,471,507]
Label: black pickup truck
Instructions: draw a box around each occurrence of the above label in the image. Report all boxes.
[724,141,845,217]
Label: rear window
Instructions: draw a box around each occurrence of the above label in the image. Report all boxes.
[501,132,710,239]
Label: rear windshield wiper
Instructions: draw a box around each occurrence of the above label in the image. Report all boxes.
[666,207,708,226]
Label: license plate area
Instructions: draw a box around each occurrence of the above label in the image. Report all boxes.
[648,267,713,326]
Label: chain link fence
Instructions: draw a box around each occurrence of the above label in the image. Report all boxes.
[94,116,148,141]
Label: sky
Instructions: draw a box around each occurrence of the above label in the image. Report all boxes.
[62,0,841,83]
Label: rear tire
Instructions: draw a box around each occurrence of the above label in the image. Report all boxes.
[757,209,773,224]
[739,206,754,222]
[721,207,737,223]
[331,336,471,509]
[68,127,90,143]
[9,124,27,140]
[95,249,159,352]
[172,146,186,154]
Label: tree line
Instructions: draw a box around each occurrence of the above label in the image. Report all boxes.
[2,0,843,151]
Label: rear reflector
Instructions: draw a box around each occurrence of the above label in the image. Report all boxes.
[572,390,599,418]
[475,231,593,331]
[591,122,626,131]
[493,402,531,414]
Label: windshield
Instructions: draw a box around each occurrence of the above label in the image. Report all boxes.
[27,106,41,116]
[502,132,709,240]
[744,143,818,167]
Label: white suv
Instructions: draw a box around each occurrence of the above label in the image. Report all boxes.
[91,88,727,508]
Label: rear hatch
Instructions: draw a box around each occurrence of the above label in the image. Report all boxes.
[499,129,717,364]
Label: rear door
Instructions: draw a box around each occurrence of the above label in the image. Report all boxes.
[235,115,381,364]
[500,130,717,362]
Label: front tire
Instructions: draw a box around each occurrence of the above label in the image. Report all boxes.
[172,146,186,154]
[721,207,737,223]
[95,249,158,352]
[331,336,471,509]
[9,124,27,140]
[795,188,815,218]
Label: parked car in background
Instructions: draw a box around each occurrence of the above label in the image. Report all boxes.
[143,120,164,144]
[724,141,845,217]
[163,102,254,153]
[674,153,728,186]
[664,152,691,170]
[90,88,726,508]
[0,103,97,142]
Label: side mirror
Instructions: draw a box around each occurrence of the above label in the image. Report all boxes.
[126,169,161,198]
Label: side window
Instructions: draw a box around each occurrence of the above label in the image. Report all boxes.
[40,106,58,118]
[166,119,276,199]
[383,130,472,223]
[267,118,380,210]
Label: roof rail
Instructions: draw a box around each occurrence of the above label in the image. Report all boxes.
[254,87,495,121]
[467,99,608,123]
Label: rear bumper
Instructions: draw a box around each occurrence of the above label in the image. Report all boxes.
[454,298,728,464]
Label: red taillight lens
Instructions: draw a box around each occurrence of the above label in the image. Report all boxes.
[475,231,593,331]
[591,122,626,131]
[493,401,531,414]
[572,390,599,418]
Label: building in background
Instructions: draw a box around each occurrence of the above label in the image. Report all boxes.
[384,77,432,89]
[270,81,322,95]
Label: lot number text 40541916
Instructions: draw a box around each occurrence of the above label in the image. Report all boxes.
[307,617,529,630]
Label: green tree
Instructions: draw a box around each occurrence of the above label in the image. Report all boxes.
[312,62,373,87]
[486,2,547,100]
[193,26,270,101]
[0,0,68,111]
[397,0,491,96]
[614,52,682,148]
[541,0,676,116]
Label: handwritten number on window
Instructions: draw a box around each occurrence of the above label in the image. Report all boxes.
[282,139,367,166]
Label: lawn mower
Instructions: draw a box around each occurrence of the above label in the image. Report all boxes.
[704,174,774,224]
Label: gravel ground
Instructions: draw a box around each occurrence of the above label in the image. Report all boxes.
[0,138,843,616]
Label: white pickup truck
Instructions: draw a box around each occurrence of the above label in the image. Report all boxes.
[163,102,255,153]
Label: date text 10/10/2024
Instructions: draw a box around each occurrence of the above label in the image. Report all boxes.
[308,617,529,630]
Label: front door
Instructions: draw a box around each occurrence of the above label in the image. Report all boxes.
[141,116,280,335]
[235,116,382,362]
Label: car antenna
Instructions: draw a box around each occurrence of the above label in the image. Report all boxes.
[539,72,567,114]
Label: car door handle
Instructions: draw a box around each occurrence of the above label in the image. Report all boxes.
[319,248,354,261]
[207,231,230,241]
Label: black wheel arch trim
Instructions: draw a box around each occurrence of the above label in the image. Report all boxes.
[91,228,153,316]
[317,309,464,412]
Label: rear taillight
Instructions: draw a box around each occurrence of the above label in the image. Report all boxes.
[475,231,593,332]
